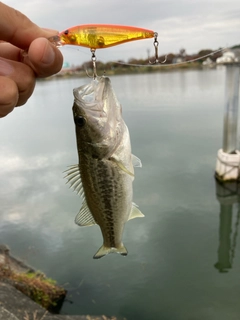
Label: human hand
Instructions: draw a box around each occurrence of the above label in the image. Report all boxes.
[0,2,63,117]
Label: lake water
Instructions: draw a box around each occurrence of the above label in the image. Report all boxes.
[1,68,240,320]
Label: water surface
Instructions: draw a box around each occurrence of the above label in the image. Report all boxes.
[1,68,240,320]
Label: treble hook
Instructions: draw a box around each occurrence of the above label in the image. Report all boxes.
[149,32,167,64]
[86,49,99,79]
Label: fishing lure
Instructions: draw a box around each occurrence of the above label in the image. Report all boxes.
[53,24,156,49]
[49,24,160,78]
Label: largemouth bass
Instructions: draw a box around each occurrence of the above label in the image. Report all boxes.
[65,77,144,259]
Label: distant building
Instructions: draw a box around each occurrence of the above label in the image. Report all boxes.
[202,57,214,66]
[216,49,240,64]
[172,48,187,64]
[62,62,71,68]
[172,57,185,64]
[56,61,77,76]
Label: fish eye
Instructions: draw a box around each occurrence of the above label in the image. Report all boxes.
[74,116,86,127]
[64,30,69,35]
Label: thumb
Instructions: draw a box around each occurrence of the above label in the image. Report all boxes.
[23,37,63,77]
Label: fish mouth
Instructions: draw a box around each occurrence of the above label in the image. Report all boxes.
[73,77,110,112]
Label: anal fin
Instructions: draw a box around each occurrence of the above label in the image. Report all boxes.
[132,154,142,168]
[128,203,144,221]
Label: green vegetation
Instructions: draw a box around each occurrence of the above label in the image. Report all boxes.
[0,263,66,310]
[231,44,240,49]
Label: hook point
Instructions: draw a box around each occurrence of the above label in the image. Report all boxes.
[149,55,168,65]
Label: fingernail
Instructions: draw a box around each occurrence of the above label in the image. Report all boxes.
[41,43,55,65]
[0,58,14,75]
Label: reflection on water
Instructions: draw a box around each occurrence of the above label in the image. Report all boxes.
[215,180,240,273]
[1,69,240,319]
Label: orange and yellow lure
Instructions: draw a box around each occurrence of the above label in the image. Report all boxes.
[49,24,157,50]
[55,24,156,49]
[48,24,160,77]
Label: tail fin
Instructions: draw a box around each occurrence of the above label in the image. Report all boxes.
[93,244,128,259]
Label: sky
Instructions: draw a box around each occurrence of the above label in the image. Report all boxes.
[6,0,240,66]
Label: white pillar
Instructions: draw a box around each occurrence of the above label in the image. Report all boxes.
[223,65,240,153]
[215,64,240,181]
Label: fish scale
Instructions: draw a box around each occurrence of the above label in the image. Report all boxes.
[81,158,128,249]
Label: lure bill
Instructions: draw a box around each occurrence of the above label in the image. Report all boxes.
[65,77,144,259]
[50,24,155,49]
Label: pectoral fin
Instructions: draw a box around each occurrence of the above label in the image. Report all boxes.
[75,200,96,226]
[128,203,144,221]
[109,157,134,177]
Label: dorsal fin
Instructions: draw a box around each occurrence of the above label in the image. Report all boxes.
[64,165,95,227]
[75,200,96,226]
[64,165,85,197]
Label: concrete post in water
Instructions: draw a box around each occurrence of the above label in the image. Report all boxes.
[215,63,240,181]
[223,65,240,153]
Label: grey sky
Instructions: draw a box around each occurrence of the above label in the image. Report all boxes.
[7,0,240,65]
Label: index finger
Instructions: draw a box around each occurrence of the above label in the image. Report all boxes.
[0,2,57,49]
